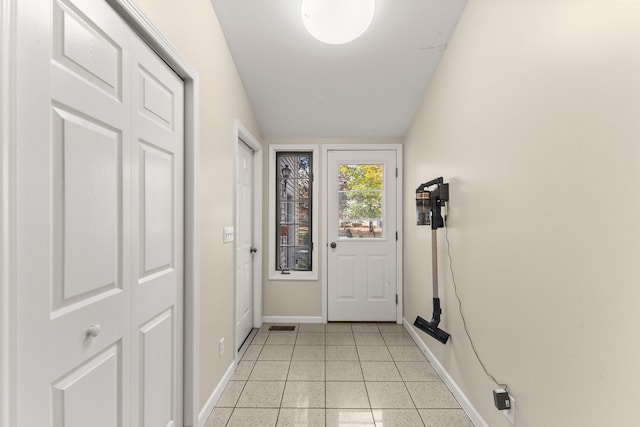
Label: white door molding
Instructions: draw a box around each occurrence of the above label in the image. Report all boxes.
[2,0,201,425]
[1,1,17,426]
[322,144,403,324]
[234,120,263,339]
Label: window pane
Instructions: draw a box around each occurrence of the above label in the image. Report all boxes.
[338,164,384,239]
[276,152,313,271]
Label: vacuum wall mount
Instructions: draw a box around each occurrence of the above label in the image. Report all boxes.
[414,177,450,344]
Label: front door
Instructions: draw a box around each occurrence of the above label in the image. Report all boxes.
[15,0,184,425]
[327,150,398,321]
[237,140,255,349]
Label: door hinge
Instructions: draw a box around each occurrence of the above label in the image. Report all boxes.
[395,231,398,241]
[395,168,398,178]
[396,294,398,304]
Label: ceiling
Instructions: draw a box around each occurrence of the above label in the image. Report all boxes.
[210,0,468,139]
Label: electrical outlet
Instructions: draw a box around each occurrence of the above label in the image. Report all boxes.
[219,338,225,356]
[502,393,515,425]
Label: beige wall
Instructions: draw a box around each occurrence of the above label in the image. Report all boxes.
[404,1,640,426]
[262,138,402,318]
[132,0,261,411]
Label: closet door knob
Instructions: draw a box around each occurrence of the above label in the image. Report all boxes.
[87,324,101,338]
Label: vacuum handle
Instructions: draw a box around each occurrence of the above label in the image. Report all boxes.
[416,177,443,192]
[432,228,439,298]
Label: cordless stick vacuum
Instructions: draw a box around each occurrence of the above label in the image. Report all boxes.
[414,177,450,344]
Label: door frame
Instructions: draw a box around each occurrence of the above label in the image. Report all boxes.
[0,0,201,425]
[1,2,17,425]
[322,144,404,324]
[234,121,263,361]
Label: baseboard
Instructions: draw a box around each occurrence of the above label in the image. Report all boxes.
[197,360,236,427]
[403,318,489,427]
[262,316,324,324]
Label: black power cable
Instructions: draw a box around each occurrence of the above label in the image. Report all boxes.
[444,219,509,392]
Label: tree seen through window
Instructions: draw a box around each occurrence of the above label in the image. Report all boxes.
[338,164,384,238]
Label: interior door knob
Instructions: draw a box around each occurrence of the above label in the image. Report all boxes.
[87,324,101,338]
[330,242,337,249]
[250,247,258,253]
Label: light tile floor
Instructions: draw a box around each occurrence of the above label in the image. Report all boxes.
[205,323,474,427]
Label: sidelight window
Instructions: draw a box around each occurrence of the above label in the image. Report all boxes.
[276,152,312,272]
[269,145,318,280]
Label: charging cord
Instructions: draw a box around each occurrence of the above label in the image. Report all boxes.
[444,220,509,392]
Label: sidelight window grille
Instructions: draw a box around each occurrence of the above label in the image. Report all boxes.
[276,152,313,272]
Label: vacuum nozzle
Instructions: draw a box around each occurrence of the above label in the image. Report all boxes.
[414,298,450,345]
[414,316,450,344]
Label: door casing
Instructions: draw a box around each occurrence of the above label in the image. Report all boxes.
[0,0,201,425]
[322,144,404,324]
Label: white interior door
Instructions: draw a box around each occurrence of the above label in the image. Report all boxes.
[327,150,398,321]
[15,0,183,425]
[237,140,255,349]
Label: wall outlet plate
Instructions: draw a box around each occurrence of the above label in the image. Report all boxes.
[502,393,515,425]
[223,226,234,243]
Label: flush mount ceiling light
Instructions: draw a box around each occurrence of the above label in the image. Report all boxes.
[301,0,375,45]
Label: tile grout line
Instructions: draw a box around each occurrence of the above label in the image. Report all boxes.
[360,327,375,423]
[322,327,329,419]
[386,327,428,426]
[356,329,375,421]
[231,328,265,420]
[273,326,296,427]
[223,323,470,426]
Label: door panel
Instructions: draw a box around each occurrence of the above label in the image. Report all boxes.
[131,26,184,427]
[140,142,175,277]
[139,309,175,427]
[140,68,175,128]
[51,343,122,427]
[336,256,356,299]
[52,0,122,99]
[51,106,124,312]
[367,255,387,300]
[16,0,183,426]
[29,3,134,426]
[327,150,397,321]
[237,141,254,349]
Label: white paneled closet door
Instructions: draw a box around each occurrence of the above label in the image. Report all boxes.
[130,20,184,427]
[15,0,184,426]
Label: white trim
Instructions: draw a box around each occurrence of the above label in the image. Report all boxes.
[395,145,404,323]
[321,144,404,324]
[0,1,16,425]
[197,360,236,427]
[89,1,204,425]
[268,144,319,281]
[262,316,325,324]
[234,121,263,367]
[403,318,489,427]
